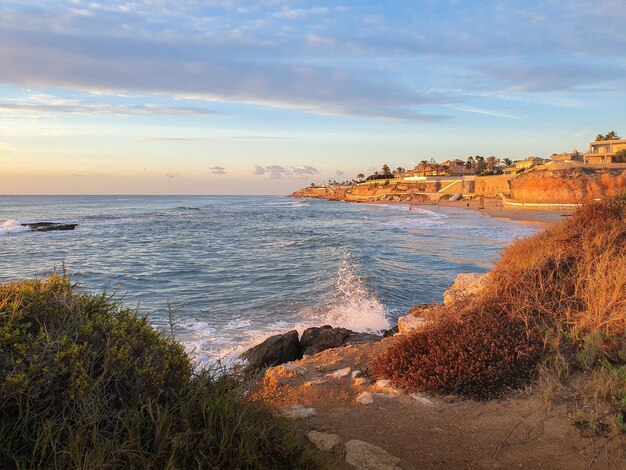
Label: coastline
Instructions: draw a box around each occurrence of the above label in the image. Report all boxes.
[343,196,567,226]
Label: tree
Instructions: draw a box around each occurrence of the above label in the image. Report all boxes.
[396,167,404,173]
[596,131,621,141]
[465,156,475,170]
[356,173,365,181]
[381,164,392,177]
[503,158,513,167]
[419,160,429,171]
[475,155,486,174]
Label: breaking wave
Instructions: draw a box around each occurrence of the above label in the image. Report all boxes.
[0,219,30,235]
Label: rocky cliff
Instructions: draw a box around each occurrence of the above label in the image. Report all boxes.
[511,168,626,204]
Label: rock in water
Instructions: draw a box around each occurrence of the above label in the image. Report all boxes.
[301,325,381,356]
[300,326,352,355]
[344,440,402,469]
[241,330,301,370]
[22,222,78,232]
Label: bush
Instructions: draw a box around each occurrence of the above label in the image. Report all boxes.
[372,195,626,407]
[0,276,321,469]
[371,310,543,399]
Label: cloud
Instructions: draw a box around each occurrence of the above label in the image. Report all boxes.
[0,0,624,122]
[142,135,289,142]
[210,166,226,175]
[254,164,319,179]
[0,97,218,117]
[165,172,177,179]
[292,165,319,176]
[335,170,344,176]
[0,142,10,154]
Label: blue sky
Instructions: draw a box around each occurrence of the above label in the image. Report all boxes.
[0,0,625,194]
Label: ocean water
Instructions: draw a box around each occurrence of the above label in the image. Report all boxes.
[0,195,540,365]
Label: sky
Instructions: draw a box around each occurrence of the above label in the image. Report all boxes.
[0,0,625,195]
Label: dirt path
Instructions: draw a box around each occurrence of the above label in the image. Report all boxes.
[254,338,625,470]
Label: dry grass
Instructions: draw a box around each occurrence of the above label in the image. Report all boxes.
[373,195,626,422]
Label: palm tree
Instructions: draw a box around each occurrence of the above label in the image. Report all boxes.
[356,173,365,181]
[396,167,404,173]
[605,131,620,140]
[381,164,392,177]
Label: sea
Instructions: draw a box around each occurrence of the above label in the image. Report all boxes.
[0,195,541,366]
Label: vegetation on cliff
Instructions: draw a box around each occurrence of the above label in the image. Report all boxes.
[372,195,626,429]
[0,276,321,469]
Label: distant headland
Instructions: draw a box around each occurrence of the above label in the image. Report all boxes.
[291,132,626,211]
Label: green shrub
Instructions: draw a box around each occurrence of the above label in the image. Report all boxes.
[0,275,321,469]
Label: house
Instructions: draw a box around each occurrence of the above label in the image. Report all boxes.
[502,156,548,174]
[583,139,626,164]
[440,159,473,176]
[551,151,583,163]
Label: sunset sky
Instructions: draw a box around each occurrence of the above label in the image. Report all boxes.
[1,0,625,194]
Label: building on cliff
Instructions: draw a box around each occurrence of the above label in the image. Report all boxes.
[584,139,626,164]
[551,151,583,163]
[503,157,549,174]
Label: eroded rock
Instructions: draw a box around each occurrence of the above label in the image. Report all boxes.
[443,272,489,305]
[277,404,316,419]
[327,367,351,379]
[356,391,374,405]
[307,431,342,452]
[345,439,402,469]
[301,325,381,356]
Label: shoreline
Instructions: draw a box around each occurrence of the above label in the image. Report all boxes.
[341,196,568,226]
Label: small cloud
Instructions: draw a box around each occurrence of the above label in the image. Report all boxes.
[336,170,344,176]
[166,173,177,179]
[210,166,226,175]
[266,165,289,179]
[72,173,83,177]
[0,142,10,154]
[254,164,319,179]
[292,165,319,177]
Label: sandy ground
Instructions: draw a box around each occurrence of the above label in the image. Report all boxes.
[254,337,625,470]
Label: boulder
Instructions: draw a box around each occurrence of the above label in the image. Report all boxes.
[300,326,352,355]
[326,367,351,379]
[382,325,399,337]
[307,431,342,452]
[300,325,381,356]
[241,330,301,370]
[344,440,402,469]
[443,272,489,305]
[356,391,374,405]
[277,404,316,419]
[396,304,436,334]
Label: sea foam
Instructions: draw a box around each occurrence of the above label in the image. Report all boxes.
[0,219,30,235]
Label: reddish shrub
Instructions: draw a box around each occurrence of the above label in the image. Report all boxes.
[371,312,543,399]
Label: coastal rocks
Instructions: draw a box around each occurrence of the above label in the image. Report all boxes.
[443,272,489,305]
[344,440,402,470]
[300,325,381,356]
[277,404,316,419]
[396,304,436,334]
[241,330,301,370]
[22,222,78,232]
[307,431,342,452]
[274,363,307,377]
[373,380,401,395]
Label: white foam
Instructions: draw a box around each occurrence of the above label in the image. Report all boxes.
[297,256,391,333]
[178,255,391,369]
[0,219,30,235]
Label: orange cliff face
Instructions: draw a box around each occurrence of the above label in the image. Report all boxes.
[290,186,350,200]
[511,168,626,204]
